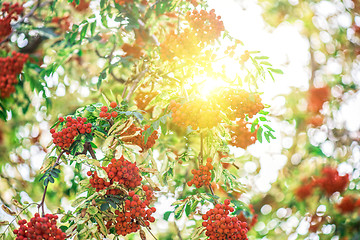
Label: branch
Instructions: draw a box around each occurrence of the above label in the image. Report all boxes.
[125,68,148,101]
[0,0,45,46]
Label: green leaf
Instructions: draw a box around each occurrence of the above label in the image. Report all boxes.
[80,23,89,43]
[257,126,263,143]
[163,211,172,221]
[251,119,259,133]
[100,203,109,211]
[185,202,191,217]
[254,56,269,60]
[90,21,96,36]
[94,214,107,236]
[87,206,98,215]
[268,68,283,74]
[264,124,275,132]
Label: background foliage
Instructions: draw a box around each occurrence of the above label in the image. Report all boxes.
[0,0,359,239]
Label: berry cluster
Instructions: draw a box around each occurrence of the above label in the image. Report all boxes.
[160,29,202,61]
[0,2,24,41]
[0,52,28,98]
[202,199,248,240]
[134,90,158,114]
[51,116,92,149]
[294,167,350,201]
[336,195,360,214]
[216,88,264,121]
[112,187,155,236]
[51,16,70,33]
[237,205,258,231]
[88,156,142,194]
[13,213,66,240]
[71,0,90,11]
[185,9,224,43]
[239,50,250,64]
[186,0,199,7]
[99,102,118,119]
[169,99,222,129]
[120,124,158,152]
[315,167,349,196]
[224,40,242,58]
[295,180,315,201]
[187,158,213,188]
[122,43,144,59]
[227,119,257,149]
[307,86,330,113]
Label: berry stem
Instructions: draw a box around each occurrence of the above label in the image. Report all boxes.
[138,218,159,240]
[208,184,219,204]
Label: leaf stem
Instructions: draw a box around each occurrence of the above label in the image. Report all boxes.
[37,149,66,216]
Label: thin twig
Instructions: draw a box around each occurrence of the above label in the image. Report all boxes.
[199,131,204,165]
[174,222,183,240]
[0,203,39,238]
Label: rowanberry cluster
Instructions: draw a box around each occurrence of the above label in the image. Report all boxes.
[336,195,360,214]
[0,51,28,98]
[186,0,198,6]
[216,88,264,121]
[122,43,144,59]
[295,180,315,201]
[187,158,213,188]
[71,0,90,11]
[0,2,23,41]
[239,50,250,64]
[237,205,258,231]
[202,199,248,240]
[185,9,224,43]
[160,29,203,61]
[120,123,158,152]
[112,187,155,236]
[224,40,242,58]
[51,116,92,149]
[294,167,350,201]
[99,102,118,119]
[88,156,142,194]
[315,167,349,196]
[13,213,66,240]
[227,119,257,149]
[169,99,222,129]
[134,90,158,114]
[306,114,324,127]
[51,16,70,33]
[307,86,330,113]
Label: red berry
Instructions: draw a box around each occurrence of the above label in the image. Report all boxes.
[110,101,117,108]
[101,106,108,112]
